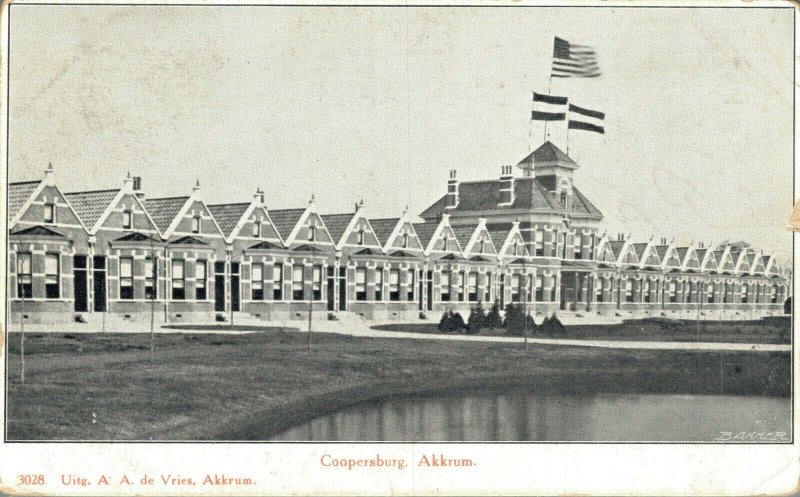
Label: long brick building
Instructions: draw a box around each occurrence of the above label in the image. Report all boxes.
[7,142,788,326]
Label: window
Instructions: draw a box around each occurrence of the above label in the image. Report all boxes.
[375,269,384,301]
[440,271,451,302]
[625,279,634,302]
[535,275,544,302]
[406,269,415,301]
[668,281,677,303]
[272,263,283,300]
[512,241,519,256]
[574,234,583,259]
[771,286,778,304]
[44,203,55,223]
[510,274,520,302]
[145,257,157,300]
[595,278,603,303]
[355,268,367,301]
[172,259,185,300]
[443,234,449,252]
[308,225,316,242]
[45,253,60,298]
[560,191,567,206]
[479,239,485,254]
[292,266,305,300]
[455,271,464,301]
[389,269,400,301]
[484,272,492,302]
[707,283,715,303]
[195,260,207,300]
[252,220,262,238]
[535,230,544,256]
[741,284,748,303]
[16,253,32,299]
[313,265,322,300]
[468,272,478,302]
[643,279,651,303]
[357,228,365,245]
[192,215,201,234]
[402,233,409,249]
[122,209,132,229]
[120,257,134,299]
[251,263,264,300]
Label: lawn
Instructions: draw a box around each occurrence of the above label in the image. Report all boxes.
[5,330,790,441]
[372,316,791,344]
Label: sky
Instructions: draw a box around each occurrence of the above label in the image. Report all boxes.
[8,5,794,262]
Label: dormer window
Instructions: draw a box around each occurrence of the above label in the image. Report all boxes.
[252,220,262,238]
[479,239,485,254]
[44,203,55,223]
[308,225,316,242]
[192,215,201,234]
[560,191,568,207]
[513,241,518,256]
[357,228,365,245]
[402,233,409,249]
[122,209,132,229]
[443,234,449,251]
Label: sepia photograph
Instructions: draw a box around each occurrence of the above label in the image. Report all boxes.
[1,1,797,492]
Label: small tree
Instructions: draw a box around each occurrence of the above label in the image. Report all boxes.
[466,304,486,335]
[541,314,566,335]
[438,310,454,333]
[451,312,466,332]
[504,303,525,336]
[485,300,503,329]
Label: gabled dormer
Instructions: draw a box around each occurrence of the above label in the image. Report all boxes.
[615,237,639,267]
[208,188,283,246]
[269,196,334,250]
[678,244,702,272]
[594,234,617,265]
[658,241,683,271]
[66,173,160,237]
[413,214,462,257]
[698,244,718,273]
[750,252,766,275]
[371,211,424,255]
[519,141,578,211]
[10,163,87,233]
[732,248,753,275]
[495,221,528,262]
[321,201,382,252]
[451,219,497,261]
[716,246,736,274]
[144,181,224,240]
[765,255,783,278]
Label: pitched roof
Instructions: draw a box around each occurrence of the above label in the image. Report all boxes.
[675,247,689,262]
[654,245,669,261]
[8,181,40,222]
[10,225,65,237]
[419,178,601,220]
[207,202,251,237]
[609,240,626,258]
[518,141,578,168]
[450,225,477,250]
[169,235,208,245]
[248,240,283,250]
[413,222,439,248]
[144,196,189,233]
[370,218,400,245]
[64,189,120,229]
[113,232,160,243]
[269,208,306,240]
[695,248,708,263]
[631,243,649,259]
[320,213,354,244]
[488,229,511,251]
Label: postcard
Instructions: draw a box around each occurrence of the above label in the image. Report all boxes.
[1,1,797,495]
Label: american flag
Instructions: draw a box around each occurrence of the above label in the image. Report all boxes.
[551,37,601,78]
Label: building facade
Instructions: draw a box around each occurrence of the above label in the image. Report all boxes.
[7,142,789,326]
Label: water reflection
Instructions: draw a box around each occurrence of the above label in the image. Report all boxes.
[270,392,790,442]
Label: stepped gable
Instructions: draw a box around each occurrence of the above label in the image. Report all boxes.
[207,202,250,237]
[64,189,120,228]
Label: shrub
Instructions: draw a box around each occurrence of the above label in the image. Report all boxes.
[504,303,533,336]
[438,310,466,333]
[438,311,453,333]
[541,314,566,335]
[451,312,466,332]
[485,300,503,329]
[466,304,486,334]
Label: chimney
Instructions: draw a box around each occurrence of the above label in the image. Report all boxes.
[446,170,459,209]
[355,199,364,214]
[661,237,667,246]
[132,176,142,191]
[498,165,515,205]
[122,172,134,192]
[43,162,55,185]
[254,187,264,205]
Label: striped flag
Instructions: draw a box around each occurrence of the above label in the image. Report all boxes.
[531,92,567,121]
[552,36,601,78]
[568,104,605,134]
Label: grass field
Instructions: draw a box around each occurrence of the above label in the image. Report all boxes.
[5,329,790,441]
[372,317,791,344]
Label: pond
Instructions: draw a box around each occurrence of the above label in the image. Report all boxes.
[270,392,791,442]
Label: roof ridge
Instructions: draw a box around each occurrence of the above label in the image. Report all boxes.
[207,202,251,207]
[146,195,190,201]
[10,180,41,186]
[65,188,120,195]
